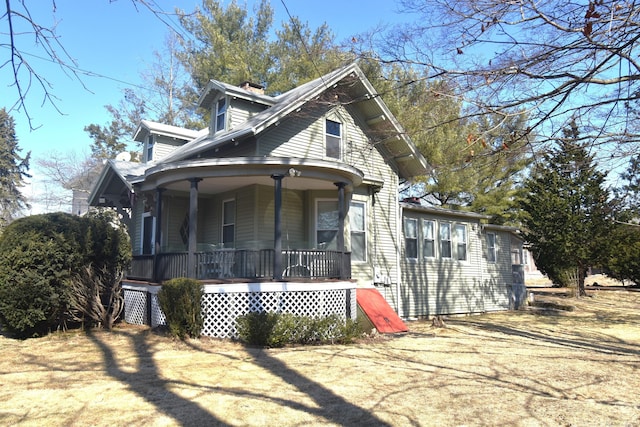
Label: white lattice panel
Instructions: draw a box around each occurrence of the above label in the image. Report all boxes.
[124,289,147,325]
[123,282,356,339]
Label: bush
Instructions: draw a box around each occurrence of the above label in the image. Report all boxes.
[236,312,361,347]
[0,212,131,338]
[157,278,203,339]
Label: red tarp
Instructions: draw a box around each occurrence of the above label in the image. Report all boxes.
[356,288,408,334]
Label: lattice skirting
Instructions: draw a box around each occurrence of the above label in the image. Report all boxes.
[122,282,357,339]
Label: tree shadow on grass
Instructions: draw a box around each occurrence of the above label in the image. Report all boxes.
[87,329,228,426]
[246,346,393,426]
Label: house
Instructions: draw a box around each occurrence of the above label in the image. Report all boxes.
[88,63,524,337]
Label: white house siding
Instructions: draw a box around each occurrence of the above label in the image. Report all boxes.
[399,210,513,318]
[153,136,185,162]
[228,99,268,130]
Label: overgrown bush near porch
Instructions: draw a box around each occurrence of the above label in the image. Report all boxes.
[236,312,361,347]
[0,212,131,338]
[157,278,204,339]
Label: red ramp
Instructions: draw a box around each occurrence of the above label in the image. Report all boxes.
[357,288,408,334]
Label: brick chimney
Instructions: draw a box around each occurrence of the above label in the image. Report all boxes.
[239,81,265,95]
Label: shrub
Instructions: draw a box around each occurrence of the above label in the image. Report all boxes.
[236,312,361,347]
[0,212,131,338]
[157,278,203,339]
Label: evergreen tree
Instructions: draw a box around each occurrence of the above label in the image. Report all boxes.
[0,108,30,228]
[519,120,612,296]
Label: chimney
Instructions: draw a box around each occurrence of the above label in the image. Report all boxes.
[402,197,422,205]
[239,81,265,95]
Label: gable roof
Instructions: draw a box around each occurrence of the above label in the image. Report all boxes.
[159,63,429,179]
[133,120,204,143]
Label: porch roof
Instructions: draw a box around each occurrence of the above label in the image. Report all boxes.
[88,160,147,207]
[137,156,365,194]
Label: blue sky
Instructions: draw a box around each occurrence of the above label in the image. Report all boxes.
[1,0,408,212]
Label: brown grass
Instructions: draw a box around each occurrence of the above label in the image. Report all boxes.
[1,289,639,426]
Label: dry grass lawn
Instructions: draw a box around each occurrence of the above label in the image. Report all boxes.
[1,288,639,426]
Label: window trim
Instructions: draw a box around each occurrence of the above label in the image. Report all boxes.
[141,212,155,255]
[487,232,497,263]
[439,222,452,259]
[315,198,339,250]
[454,224,468,261]
[215,97,227,133]
[422,219,436,258]
[325,118,342,159]
[404,217,418,260]
[349,200,367,263]
[222,198,235,248]
[146,135,154,162]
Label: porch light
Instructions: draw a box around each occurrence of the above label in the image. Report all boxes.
[288,168,301,177]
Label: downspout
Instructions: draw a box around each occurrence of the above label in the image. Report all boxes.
[396,192,403,317]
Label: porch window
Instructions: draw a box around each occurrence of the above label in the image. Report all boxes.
[325,119,341,159]
[215,97,227,132]
[487,232,497,263]
[141,213,155,255]
[316,200,339,250]
[455,224,467,261]
[422,219,435,258]
[349,201,366,262]
[439,222,452,259]
[146,135,154,162]
[404,217,418,259]
[222,199,235,247]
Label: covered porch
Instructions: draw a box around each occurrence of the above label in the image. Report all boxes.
[93,157,363,284]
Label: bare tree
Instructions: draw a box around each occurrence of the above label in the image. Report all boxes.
[356,0,640,168]
[1,0,184,129]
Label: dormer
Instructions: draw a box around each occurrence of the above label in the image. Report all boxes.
[134,120,202,163]
[198,79,275,136]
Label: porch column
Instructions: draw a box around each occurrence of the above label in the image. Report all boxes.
[335,182,347,279]
[188,178,202,279]
[272,174,285,280]
[152,187,165,283]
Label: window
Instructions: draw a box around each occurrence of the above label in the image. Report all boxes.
[215,97,227,132]
[349,201,366,262]
[316,200,339,250]
[422,220,435,258]
[455,224,467,261]
[146,135,154,162]
[222,199,235,247]
[325,119,341,159]
[487,232,497,263]
[439,223,452,258]
[141,213,155,255]
[404,218,418,259]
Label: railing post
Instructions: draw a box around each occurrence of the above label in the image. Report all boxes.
[272,174,285,280]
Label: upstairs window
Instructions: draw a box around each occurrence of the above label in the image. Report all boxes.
[146,135,154,162]
[325,119,341,159]
[487,232,497,263]
[422,219,435,258]
[216,97,227,132]
[404,218,418,259]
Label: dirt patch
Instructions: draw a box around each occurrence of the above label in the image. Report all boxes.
[1,290,639,426]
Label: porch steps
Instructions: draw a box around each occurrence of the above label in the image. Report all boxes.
[356,288,408,334]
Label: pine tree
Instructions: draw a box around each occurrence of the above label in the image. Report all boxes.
[0,108,30,228]
[519,120,612,296]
